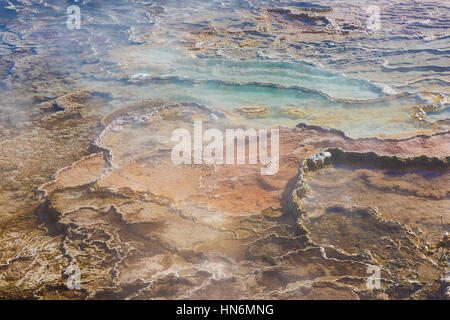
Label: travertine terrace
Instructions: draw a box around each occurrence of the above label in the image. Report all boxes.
[0,0,448,299]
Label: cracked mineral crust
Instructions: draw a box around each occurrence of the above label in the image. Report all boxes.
[31,102,448,299]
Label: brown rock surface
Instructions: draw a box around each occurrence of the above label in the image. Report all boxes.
[34,102,448,299]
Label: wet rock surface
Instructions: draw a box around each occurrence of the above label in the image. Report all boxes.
[0,0,448,299]
[26,103,448,299]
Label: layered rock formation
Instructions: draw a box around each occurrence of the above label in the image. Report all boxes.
[31,102,448,299]
[0,0,448,300]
